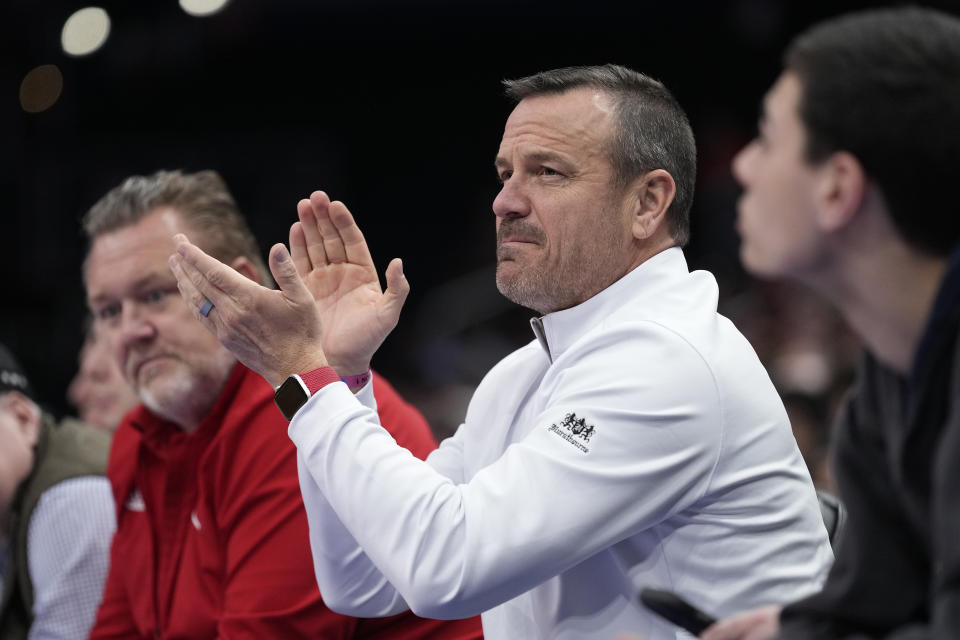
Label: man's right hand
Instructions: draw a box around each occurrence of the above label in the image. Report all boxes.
[290,190,409,377]
[699,605,781,640]
[169,235,328,389]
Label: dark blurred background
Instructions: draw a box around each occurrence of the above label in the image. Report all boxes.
[4,0,958,484]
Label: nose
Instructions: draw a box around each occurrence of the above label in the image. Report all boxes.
[492,178,531,220]
[85,348,112,382]
[119,301,156,343]
[731,141,757,187]
[115,301,157,371]
[66,373,87,409]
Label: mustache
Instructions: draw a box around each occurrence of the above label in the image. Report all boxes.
[497,220,546,244]
[126,350,174,375]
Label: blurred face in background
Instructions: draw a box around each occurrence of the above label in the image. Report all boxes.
[85,208,237,430]
[67,325,139,432]
[0,392,39,524]
[732,72,829,281]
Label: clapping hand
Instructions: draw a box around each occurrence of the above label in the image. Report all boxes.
[169,236,327,388]
[291,191,409,377]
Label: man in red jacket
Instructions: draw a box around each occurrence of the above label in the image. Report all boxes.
[83,169,482,639]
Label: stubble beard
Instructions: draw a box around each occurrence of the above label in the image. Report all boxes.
[495,211,627,315]
[495,219,556,314]
[496,262,554,314]
[135,348,236,428]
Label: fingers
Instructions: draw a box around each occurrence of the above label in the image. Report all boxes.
[382,257,410,324]
[328,198,375,267]
[172,234,253,297]
[309,190,348,264]
[297,196,328,269]
[268,243,314,305]
[700,621,742,640]
[298,190,375,269]
[169,253,219,324]
[699,606,780,640]
[289,221,312,279]
[169,234,246,321]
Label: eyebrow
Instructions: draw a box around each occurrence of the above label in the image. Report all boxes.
[494,151,572,171]
[88,271,176,305]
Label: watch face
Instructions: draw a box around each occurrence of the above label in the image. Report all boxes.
[274,376,308,420]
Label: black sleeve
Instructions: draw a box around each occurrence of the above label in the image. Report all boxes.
[779,359,942,639]
[927,347,960,637]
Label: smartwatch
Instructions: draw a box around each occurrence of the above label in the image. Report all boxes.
[273,367,340,420]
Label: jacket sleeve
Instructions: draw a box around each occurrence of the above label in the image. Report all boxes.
[291,323,726,619]
[780,355,960,639]
[930,373,960,635]
[211,405,359,639]
[370,373,437,458]
[298,454,412,617]
[297,371,457,617]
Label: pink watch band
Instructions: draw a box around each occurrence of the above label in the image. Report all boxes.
[339,370,372,388]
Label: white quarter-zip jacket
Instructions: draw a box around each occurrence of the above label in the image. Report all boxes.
[290,247,833,639]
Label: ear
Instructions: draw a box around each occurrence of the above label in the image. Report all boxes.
[815,151,867,233]
[2,391,40,448]
[229,256,261,284]
[628,169,677,241]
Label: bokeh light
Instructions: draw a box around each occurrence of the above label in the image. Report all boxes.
[179,0,231,18]
[19,64,64,113]
[61,7,111,57]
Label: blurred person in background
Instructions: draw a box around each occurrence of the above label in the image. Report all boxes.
[0,343,114,639]
[67,319,138,433]
[704,6,960,639]
[82,170,481,639]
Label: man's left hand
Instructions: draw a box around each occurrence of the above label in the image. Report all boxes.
[291,191,409,378]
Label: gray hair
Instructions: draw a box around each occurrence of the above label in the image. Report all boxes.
[504,64,697,246]
[83,169,270,284]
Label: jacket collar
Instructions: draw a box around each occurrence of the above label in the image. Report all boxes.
[529,247,689,362]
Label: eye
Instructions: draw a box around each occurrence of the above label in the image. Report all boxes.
[497,169,513,183]
[143,289,170,304]
[538,166,563,178]
[95,303,121,323]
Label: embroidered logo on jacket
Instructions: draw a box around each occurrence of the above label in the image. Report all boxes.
[124,488,146,512]
[547,412,596,453]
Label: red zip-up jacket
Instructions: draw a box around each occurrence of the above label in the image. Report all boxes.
[90,364,482,639]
